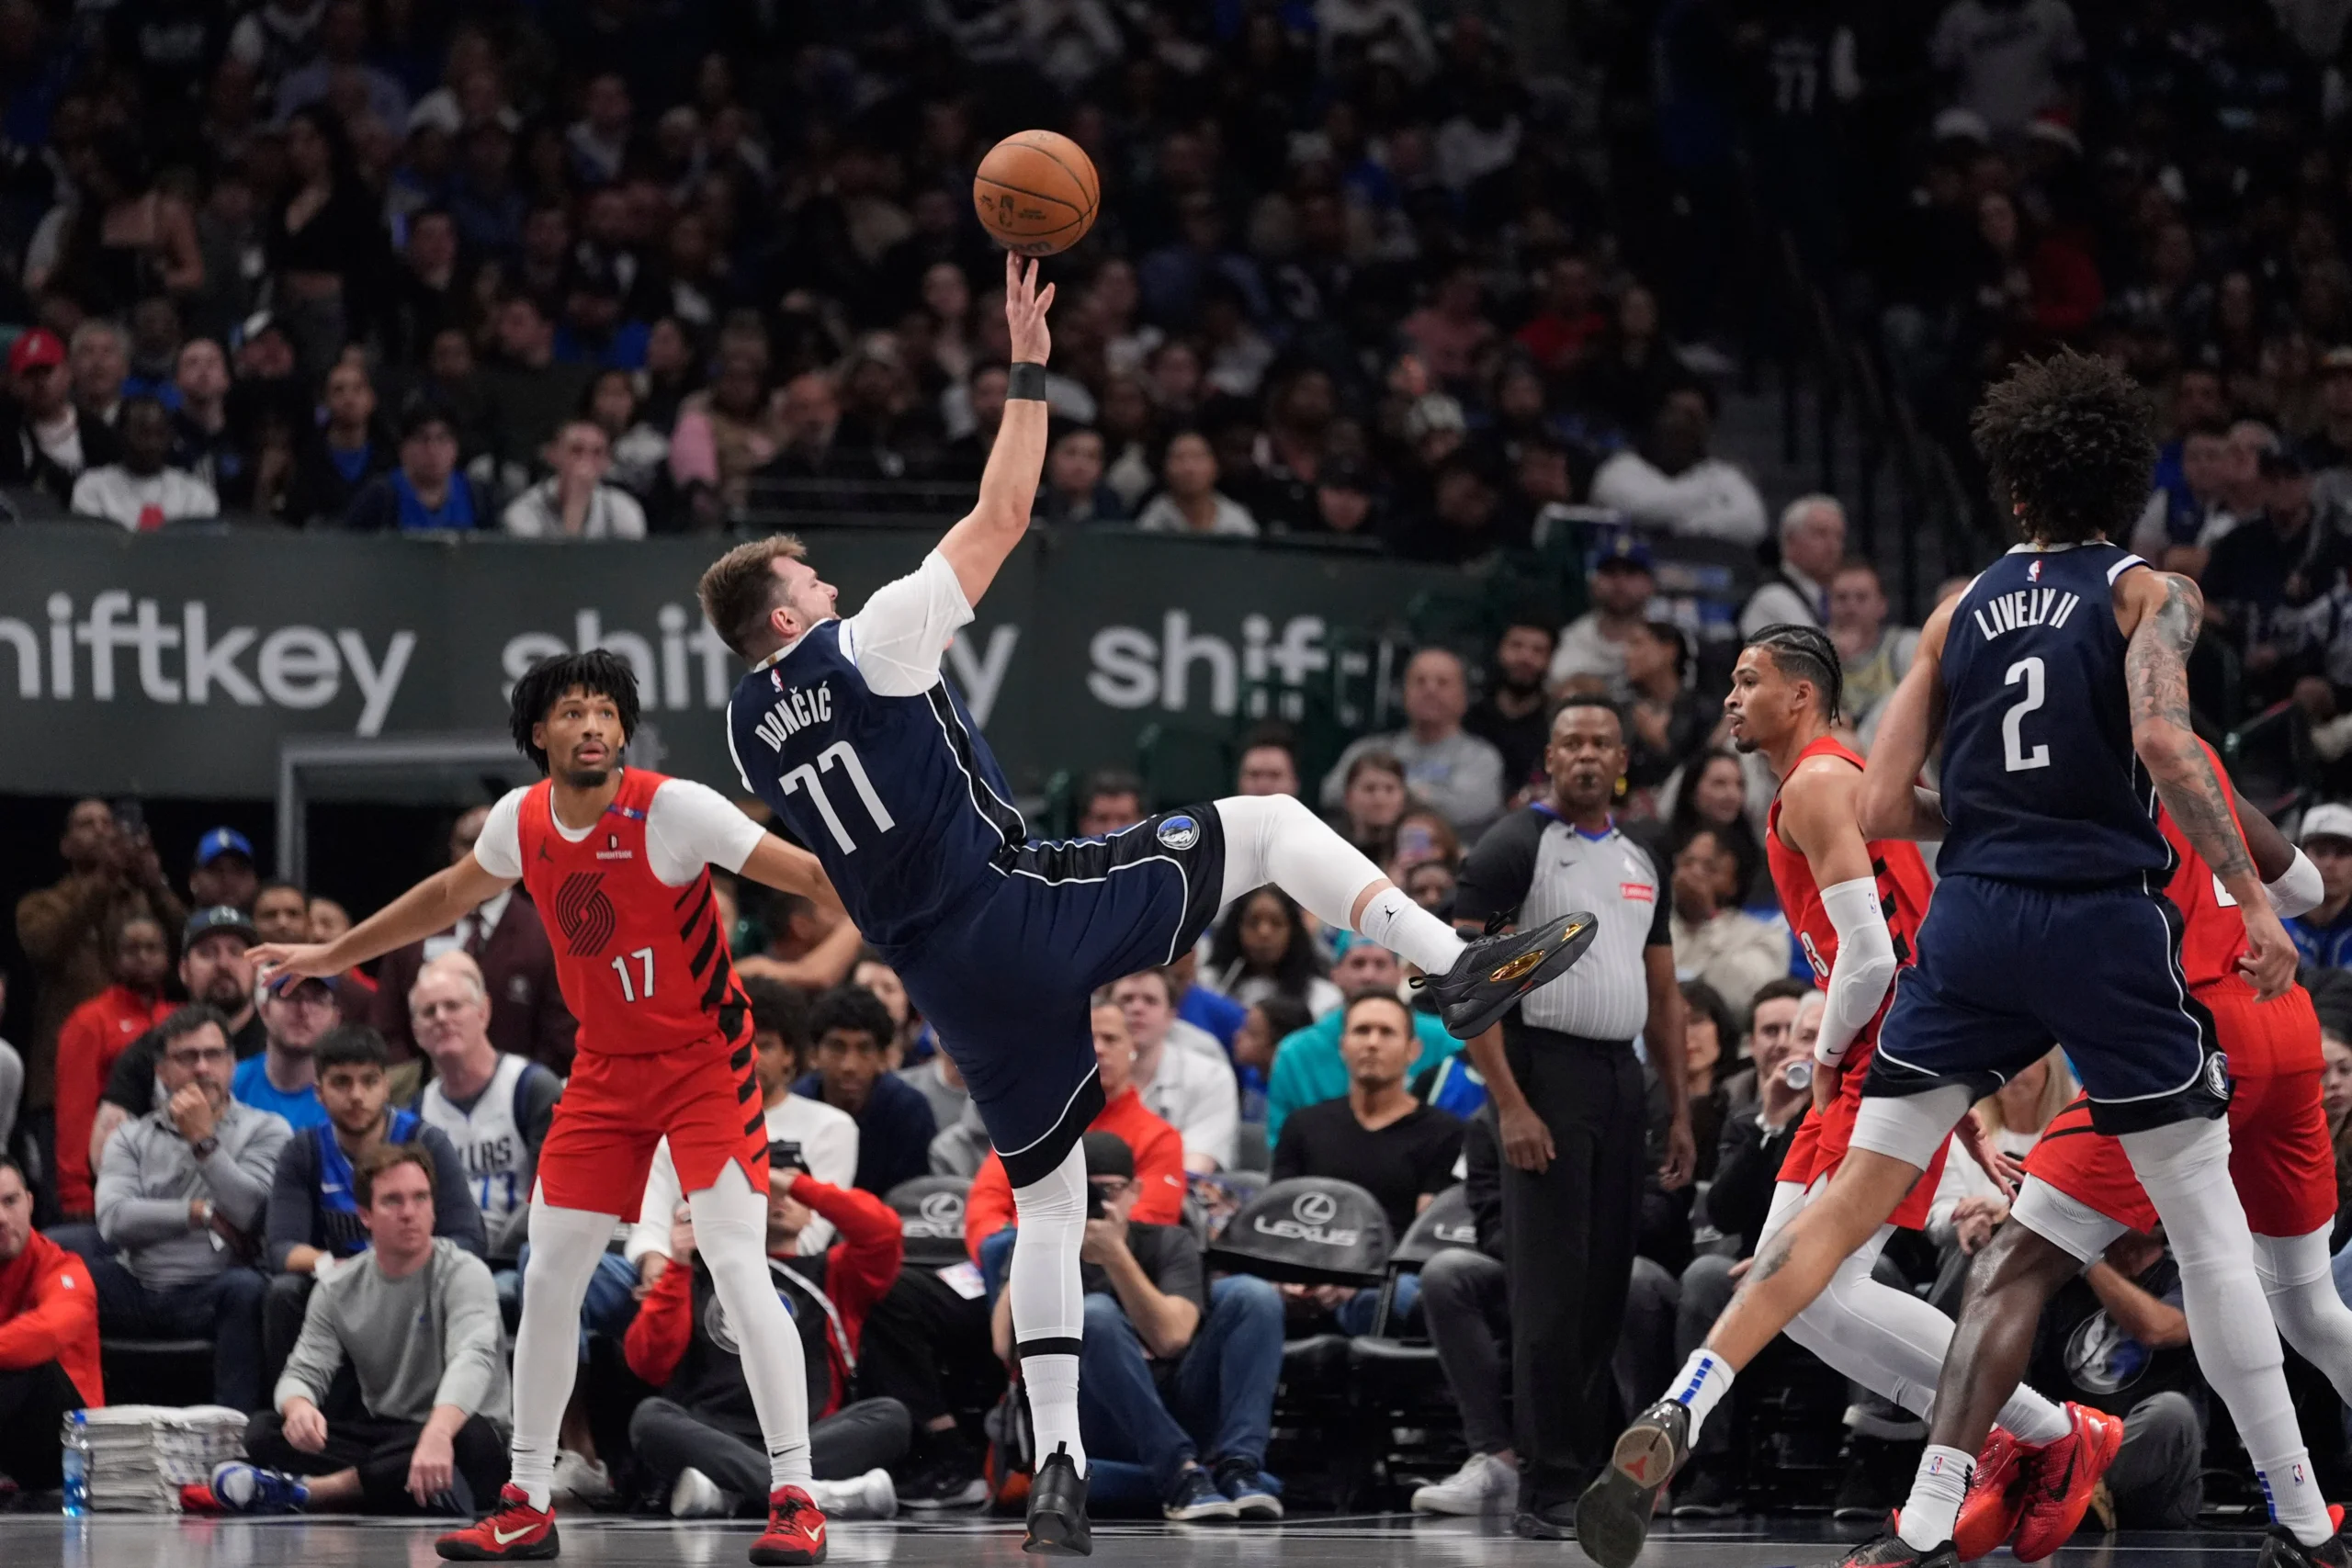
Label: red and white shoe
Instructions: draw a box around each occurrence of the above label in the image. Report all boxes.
[435,1484,560,1561]
[751,1484,828,1566]
[1951,1427,2028,1562]
[2011,1403,2125,1562]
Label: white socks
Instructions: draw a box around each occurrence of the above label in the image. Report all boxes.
[1212,795,1466,976]
[1010,1141,1089,1475]
[689,1164,812,1491]
[2122,1118,2331,1546]
[1897,1447,1974,1551]
[509,1199,625,1510]
[1665,1350,1736,1439]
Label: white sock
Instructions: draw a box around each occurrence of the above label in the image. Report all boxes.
[1897,1446,1973,1551]
[1356,884,1467,976]
[690,1166,813,1491]
[508,1199,623,1511]
[1212,794,1466,976]
[1997,1389,2073,1447]
[1665,1350,1736,1440]
[2124,1118,2333,1547]
[1010,1142,1089,1475]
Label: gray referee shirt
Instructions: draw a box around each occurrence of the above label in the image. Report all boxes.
[1454,807,1669,1041]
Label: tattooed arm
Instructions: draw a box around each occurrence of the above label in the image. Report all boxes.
[2120,569,2297,999]
[1857,598,1954,842]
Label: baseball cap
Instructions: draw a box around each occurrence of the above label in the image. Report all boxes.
[7,328,64,376]
[2303,803,2352,846]
[195,827,254,867]
[1082,1131,1136,1181]
[2322,346,2352,377]
[266,970,335,1001]
[1592,528,1655,574]
[184,905,258,947]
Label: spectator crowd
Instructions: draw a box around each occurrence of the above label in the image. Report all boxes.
[18,0,2352,1542]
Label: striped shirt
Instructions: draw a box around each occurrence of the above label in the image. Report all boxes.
[1456,807,1668,1041]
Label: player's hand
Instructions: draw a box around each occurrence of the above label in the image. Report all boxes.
[1810,1057,1841,1114]
[283,1399,329,1455]
[1953,1114,2021,1201]
[1497,1102,1555,1173]
[1660,1113,1697,1191]
[251,942,340,984]
[407,1426,456,1504]
[1004,253,1055,367]
[2238,902,2299,1002]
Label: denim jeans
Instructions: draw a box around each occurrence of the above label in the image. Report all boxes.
[978,1226,1016,1303]
[85,1258,267,1411]
[1335,1273,1420,1337]
[1077,1275,1283,1490]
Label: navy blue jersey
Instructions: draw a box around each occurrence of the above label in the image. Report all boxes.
[1937,542,2172,886]
[727,620,1022,949]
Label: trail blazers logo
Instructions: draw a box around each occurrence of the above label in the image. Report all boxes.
[553,871,616,956]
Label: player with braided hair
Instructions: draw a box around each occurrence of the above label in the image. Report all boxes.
[1573,623,2096,1566]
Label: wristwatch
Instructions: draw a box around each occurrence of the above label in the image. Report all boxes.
[190,1134,220,1161]
[191,1197,214,1231]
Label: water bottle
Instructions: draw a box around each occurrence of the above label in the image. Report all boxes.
[60,1409,89,1517]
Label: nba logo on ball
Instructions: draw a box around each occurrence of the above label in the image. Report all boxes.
[1157,815,1200,851]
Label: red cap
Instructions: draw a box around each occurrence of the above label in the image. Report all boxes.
[7,328,64,376]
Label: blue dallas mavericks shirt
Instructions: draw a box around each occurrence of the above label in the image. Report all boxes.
[1936,542,2174,886]
[726,552,1023,952]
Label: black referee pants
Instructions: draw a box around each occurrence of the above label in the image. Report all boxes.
[1501,1024,1646,1509]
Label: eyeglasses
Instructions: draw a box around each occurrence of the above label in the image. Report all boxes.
[166,1046,231,1067]
[413,998,475,1020]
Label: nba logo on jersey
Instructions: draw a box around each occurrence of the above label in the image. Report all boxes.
[2028,559,2042,581]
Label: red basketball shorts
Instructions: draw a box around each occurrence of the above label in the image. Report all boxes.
[534,1036,769,1221]
[1780,1040,1951,1231]
[2024,986,2333,1240]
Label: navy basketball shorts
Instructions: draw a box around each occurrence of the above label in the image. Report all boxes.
[893,806,1228,1185]
[1864,874,2225,1138]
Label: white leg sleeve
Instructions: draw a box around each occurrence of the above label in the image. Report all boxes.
[510,1197,620,1510]
[2256,1225,2352,1407]
[688,1162,812,1491]
[1010,1140,1089,1475]
[2122,1118,2330,1545]
[1213,794,1464,976]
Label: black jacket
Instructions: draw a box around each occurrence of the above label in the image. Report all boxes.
[1702,1109,1804,1258]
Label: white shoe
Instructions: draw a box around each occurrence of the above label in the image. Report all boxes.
[552,1448,615,1503]
[1411,1452,1515,1516]
[802,1468,898,1520]
[669,1467,742,1519]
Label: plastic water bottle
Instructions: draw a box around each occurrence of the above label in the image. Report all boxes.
[60,1410,89,1517]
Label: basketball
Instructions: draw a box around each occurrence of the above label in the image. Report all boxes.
[973,130,1099,256]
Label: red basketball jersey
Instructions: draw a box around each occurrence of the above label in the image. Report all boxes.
[514,768,752,1059]
[1765,736,1936,1065]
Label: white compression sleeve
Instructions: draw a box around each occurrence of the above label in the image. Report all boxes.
[688,1162,812,1490]
[2267,848,2325,919]
[1010,1141,1089,1475]
[509,1198,623,1510]
[1215,794,1465,976]
[2255,1226,2352,1406]
[1815,877,1898,1066]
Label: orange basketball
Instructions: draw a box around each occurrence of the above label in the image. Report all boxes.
[973,130,1099,257]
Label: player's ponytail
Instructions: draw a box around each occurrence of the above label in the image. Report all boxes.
[1744,623,1844,722]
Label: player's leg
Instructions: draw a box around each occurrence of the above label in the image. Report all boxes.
[2255,1225,2352,1405]
[1207,794,1590,1036]
[2232,1058,2352,1404]
[685,1162,814,1491]
[508,1200,620,1503]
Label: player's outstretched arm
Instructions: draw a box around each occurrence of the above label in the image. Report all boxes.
[935,254,1056,609]
[2122,569,2295,998]
[737,833,849,920]
[252,855,516,981]
[1857,599,1954,842]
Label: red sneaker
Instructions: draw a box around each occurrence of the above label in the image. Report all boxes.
[435,1484,560,1561]
[2010,1404,2124,1562]
[1951,1427,2028,1562]
[751,1485,829,1566]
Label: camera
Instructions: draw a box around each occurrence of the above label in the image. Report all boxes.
[767,1140,811,1179]
[1084,1181,1105,1220]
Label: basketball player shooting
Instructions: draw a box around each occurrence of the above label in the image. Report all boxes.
[696,253,1601,1555]
[254,651,841,1566]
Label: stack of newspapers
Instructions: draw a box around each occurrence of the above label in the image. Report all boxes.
[79,1405,249,1511]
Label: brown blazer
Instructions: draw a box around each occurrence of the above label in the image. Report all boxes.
[373,892,578,1075]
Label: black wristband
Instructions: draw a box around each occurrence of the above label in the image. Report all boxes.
[1008,362,1047,402]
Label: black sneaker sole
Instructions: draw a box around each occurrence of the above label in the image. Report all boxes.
[1437,912,1600,1039]
[1023,1506,1092,1556]
[435,1531,560,1562]
[1575,1421,1680,1568]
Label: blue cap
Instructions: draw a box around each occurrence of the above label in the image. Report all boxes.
[184,905,257,947]
[1593,529,1655,573]
[194,827,254,867]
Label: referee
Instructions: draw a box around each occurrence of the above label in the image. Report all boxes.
[1455,696,1694,1540]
